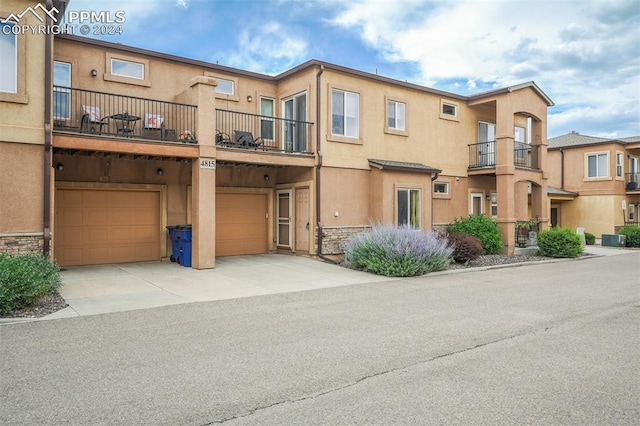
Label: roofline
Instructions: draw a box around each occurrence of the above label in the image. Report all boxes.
[548,139,629,150]
[368,159,441,174]
[54,34,551,104]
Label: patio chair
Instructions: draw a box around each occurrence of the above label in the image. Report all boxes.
[144,113,165,140]
[216,129,233,146]
[234,130,263,150]
[80,105,110,134]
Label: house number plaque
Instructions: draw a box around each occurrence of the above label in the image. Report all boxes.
[200,158,216,170]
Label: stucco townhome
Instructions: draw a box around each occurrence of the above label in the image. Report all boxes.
[1,0,555,268]
[547,131,640,237]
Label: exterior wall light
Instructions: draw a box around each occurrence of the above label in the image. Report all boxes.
[247,95,253,102]
[55,163,64,171]
[157,168,164,176]
[263,174,269,181]
[91,69,98,77]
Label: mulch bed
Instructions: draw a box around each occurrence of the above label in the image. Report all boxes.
[2,291,68,319]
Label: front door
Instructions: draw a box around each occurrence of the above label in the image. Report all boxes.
[470,192,484,215]
[478,121,496,166]
[277,190,292,247]
[283,92,307,152]
[295,188,310,252]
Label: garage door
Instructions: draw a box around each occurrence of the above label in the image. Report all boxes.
[55,188,160,266]
[216,193,268,256]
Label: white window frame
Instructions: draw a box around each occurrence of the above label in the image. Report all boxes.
[616,152,624,178]
[260,97,274,141]
[439,99,459,121]
[53,61,71,120]
[629,203,635,221]
[215,77,234,95]
[433,181,449,194]
[331,89,359,138]
[470,192,485,215]
[490,192,498,218]
[397,188,421,229]
[586,152,609,178]
[111,58,144,80]
[0,22,17,94]
[387,100,405,131]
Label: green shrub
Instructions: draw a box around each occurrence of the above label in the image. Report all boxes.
[619,226,640,247]
[344,224,454,277]
[446,215,503,254]
[584,232,596,245]
[0,254,62,315]
[447,232,483,263]
[537,227,583,258]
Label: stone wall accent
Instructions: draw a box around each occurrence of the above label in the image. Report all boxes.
[315,225,372,255]
[0,233,44,256]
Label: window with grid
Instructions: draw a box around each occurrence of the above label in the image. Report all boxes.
[387,100,405,131]
[331,89,359,138]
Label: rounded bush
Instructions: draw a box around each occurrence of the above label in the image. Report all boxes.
[344,224,454,277]
[447,232,483,263]
[584,232,596,245]
[446,215,503,254]
[0,254,62,315]
[618,226,640,247]
[537,227,583,258]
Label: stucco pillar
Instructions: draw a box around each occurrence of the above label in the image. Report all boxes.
[187,76,217,269]
[495,99,516,254]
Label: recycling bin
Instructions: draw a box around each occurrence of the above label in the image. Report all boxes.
[166,226,180,263]
[176,225,192,267]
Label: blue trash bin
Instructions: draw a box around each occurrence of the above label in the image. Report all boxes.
[166,226,180,263]
[177,225,192,267]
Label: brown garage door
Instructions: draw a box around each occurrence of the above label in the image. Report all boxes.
[55,188,160,266]
[216,193,268,256]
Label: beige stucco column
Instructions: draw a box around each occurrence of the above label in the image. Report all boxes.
[187,76,217,269]
[495,99,516,254]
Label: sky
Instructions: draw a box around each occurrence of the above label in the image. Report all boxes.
[64,0,640,139]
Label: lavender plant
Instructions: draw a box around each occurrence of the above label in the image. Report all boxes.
[344,224,454,277]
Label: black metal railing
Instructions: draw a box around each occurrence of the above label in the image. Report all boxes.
[514,142,540,170]
[515,221,539,247]
[625,173,639,190]
[469,141,496,168]
[53,86,198,143]
[623,221,639,226]
[216,109,313,153]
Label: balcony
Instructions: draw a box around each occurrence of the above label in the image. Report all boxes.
[53,86,198,143]
[216,109,313,154]
[625,173,639,191]
[468,141,540,170]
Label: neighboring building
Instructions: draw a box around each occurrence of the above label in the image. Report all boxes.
[547,131,640,237]
[1,1,554,268]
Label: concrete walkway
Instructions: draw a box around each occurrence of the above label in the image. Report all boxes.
[33,244,636,321]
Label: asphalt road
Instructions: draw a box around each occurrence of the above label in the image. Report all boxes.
[1,253,639,425]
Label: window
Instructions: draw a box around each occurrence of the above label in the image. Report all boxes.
[111,58,144,80]
[0,22,17,93]
[442,103,457,116]
[53,61,71,120]
[630,204,635,221]
[587,153,608,178]
[260,97,274,140]
[490,193,498,217]
[397,188,421,229]
[215,78,234,95]
[433,182,448,194]
[616,152,623,178]
[387,100,405,130]
[332,89,359,138]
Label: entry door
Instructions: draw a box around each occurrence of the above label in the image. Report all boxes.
[551,207,559,227]
[277,190,292,247]
[478,121,496,166]
[295,188,310,251]
[470,192,484,215]
[283,92,307,152]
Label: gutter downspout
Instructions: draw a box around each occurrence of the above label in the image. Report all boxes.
[314,65,335,263]
[430,172,439,231]
[43,0,53,257]
[560,148,564,189]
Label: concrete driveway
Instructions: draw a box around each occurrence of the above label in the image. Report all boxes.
[50,255,400,318]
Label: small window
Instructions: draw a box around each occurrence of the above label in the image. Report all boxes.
[111,58,144,80]
[387,100,405,131]
[490,193,498,217]
[433,182,448,194]
[215,78,234,95]
[53,61,71,120]
[630,204,635,221]
[0,22,17,93]
[397,188,421,229]
[587,153,608,178]
[260,97,274,140]
[616,152,623,177]
[442,102,457,116]
[332,89,359,138]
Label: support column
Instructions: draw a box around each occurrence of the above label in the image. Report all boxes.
[495,99,516,254]
[186,76,217,269]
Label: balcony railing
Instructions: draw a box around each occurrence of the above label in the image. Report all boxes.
[468,141,539,170]
[216,109,313,154]
[53,86,198,143]
[626,173,639,190]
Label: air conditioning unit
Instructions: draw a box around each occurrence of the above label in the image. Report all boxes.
[601,234,626,247]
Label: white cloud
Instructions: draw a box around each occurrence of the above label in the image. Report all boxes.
[329,0,640,137]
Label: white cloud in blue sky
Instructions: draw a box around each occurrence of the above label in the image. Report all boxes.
[67,0,639,138]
